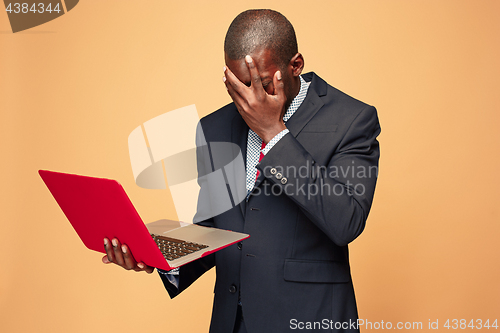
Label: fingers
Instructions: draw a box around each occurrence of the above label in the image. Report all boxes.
[223,66,243,95]
[121,244,137,270]
[111,238,125,267]
[103,238,153,273]
[223,66,246,110]
[137,262,155,274]
[245,55,265,98]
[104,238,115,263]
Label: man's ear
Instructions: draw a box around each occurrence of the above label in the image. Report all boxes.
[289,53,304,77]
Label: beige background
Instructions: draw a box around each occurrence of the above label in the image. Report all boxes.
[1,1,499,332]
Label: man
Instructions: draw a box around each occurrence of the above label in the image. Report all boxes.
[103,9,380,333]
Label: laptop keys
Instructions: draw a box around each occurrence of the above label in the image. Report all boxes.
[151,234,209,261]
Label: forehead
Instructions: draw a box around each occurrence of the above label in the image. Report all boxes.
[225,48,279,84]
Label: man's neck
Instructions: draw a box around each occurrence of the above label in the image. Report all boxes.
[284,76,302,111]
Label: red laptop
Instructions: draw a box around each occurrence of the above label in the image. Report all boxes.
[39,170,249,271]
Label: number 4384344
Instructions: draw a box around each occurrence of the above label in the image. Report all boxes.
[6,3,61,14]
[444,319,498,329]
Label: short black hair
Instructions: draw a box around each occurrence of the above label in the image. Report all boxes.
[224,9,298,69]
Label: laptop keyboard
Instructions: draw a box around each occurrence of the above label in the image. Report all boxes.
[151,234,209,261]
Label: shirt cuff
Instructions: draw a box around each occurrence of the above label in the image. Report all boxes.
[261,129,289,155]
[158,268,180,289]
[158,267,179,275]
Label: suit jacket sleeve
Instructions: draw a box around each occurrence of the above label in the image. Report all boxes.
[257,104,380,246]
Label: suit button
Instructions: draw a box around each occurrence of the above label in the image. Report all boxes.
[275,172,283,180]
[281,177,287,184]
[229,285,237,293]
[237,242,242,250]
[270,168,277,175]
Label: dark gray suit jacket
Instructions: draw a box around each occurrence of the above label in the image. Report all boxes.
[159,72,381,333]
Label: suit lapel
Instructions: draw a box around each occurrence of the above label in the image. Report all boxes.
[286,73,326,137]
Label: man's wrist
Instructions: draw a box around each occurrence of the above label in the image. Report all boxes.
[262,129,290,155]
[261,122,287,144]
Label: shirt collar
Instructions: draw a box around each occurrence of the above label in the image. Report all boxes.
[283,75,310,123]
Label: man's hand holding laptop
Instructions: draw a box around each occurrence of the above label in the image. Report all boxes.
[102,237,154,274]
